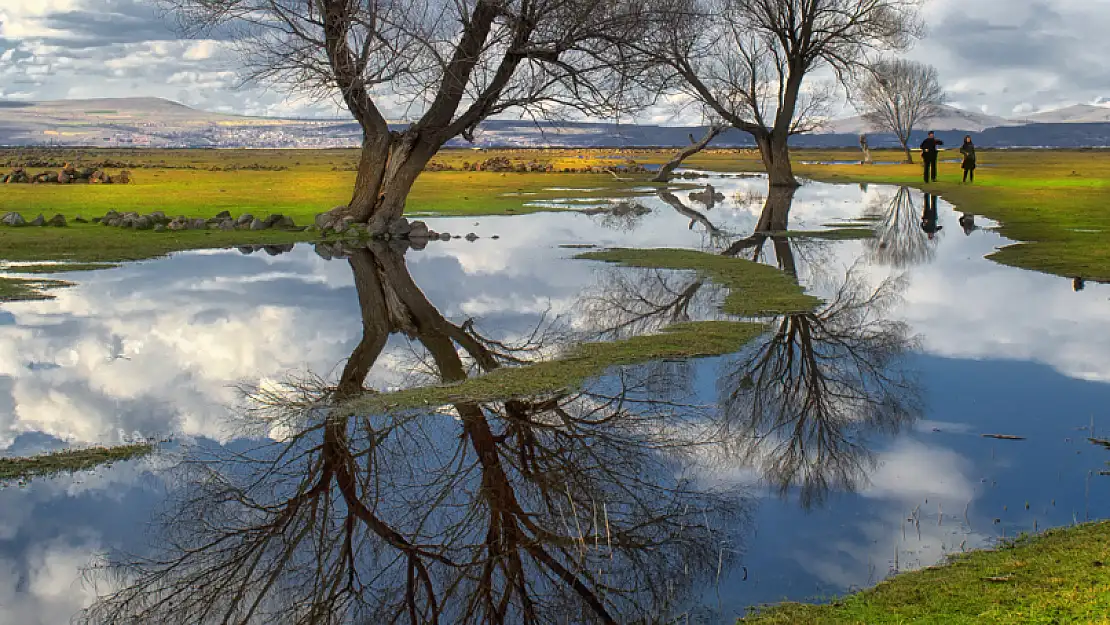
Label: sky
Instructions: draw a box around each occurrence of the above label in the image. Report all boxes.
[1,0,1109,121]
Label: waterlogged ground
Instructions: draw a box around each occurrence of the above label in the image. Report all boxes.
[2,174,1110,623]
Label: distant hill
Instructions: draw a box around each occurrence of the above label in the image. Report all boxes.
[3,97,1110,149]
[1025,104,1110,124]
[820,104,1024,134]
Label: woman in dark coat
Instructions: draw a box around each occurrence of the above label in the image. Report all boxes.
[960,135,977,183]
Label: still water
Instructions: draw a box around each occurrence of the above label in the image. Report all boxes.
[2,175,1109,623]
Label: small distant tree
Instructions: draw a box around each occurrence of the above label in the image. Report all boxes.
[164,0,651,233]
[642,0,924,187]
[855,59,945,164]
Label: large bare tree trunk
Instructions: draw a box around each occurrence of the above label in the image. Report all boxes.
[756,133,799,188]
[330,134,440,232]
[652,126,723,183]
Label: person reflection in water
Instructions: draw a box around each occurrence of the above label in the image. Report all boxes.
[920,193,942,239]
[959,213,978,236]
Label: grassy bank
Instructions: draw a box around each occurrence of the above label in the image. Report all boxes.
[3,147,1108,281]
[0,443,156,483]
[347,248,819,414]
[743,521,1110,624]
[689,148,1110,282]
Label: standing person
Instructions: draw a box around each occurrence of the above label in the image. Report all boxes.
[920,131,944,183]
[960,135,977,183]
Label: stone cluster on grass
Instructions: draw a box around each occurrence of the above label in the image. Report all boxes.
[314,212,452,245]
[88,210,306,232]
[1,165,133,185]
[1,212,68,227]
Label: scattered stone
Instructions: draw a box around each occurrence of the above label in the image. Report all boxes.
[408,220,431,239]
[104,210,120,221]
[263,214,285,228]
[215,210,232,220]
[218,219,235,231]
[91,217,102,224]
[315,212,336,231]
[314,243,334,261]
[237,246,257,255]
[107,218,122,227]
[491,235,500,240]
[153,224,166,233]
[134,216,153,230]
[116,170,133,184]
[149,211,167,224]
[465,233,479,241]
[250,218,269,231]
[236,213,255,226]
[439,232,452,241]
[47,214,67,227]
[29,214,46,227]
[167,220,186,231]
[389,218,412,236]
[191,218,207,230]
[1,212,26,226]
[274,215,296,230]
[74,216,88,224]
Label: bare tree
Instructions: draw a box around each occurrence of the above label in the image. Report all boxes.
[855,58,945,164]
[642,0,923,187]
[163,0,652,233]
[651,122,726,182]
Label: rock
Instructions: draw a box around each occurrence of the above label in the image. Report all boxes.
[236,213,254,226]
[104,210,120,221]
[465,233,479,241]
[314,243,334,261]
[237,246,257,255]
[275,216,296,230]
[29,214,46,227]
[491,235,500,240]
[250,218,269,231]
[388,218,412,236]
[408,220,431,239]
[92,217,103,224]
[315,212,336,231]
[215,210,232,219]
[116,170,133,184]
[167,220,186,231]
[106,218,122,227]
[439,232,452,241]
[409,237,428,251]
[148,211,167,224]
[263,214,285,228]
[74,216,88,224]
[263,245,284,256]
[218,219,235,231]
[153,224,166,233]
[191,218,207,230]
[47,214,67,227]
[1,212,26,227]
[134,216,152,230]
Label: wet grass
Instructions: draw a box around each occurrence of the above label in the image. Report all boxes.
[0,276,71,302]
[347,249,818,413]
[0,443,156,483]
[742,521,1110,624]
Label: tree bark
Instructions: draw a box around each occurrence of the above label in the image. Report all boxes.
[756,133,799,188]
[652,126,723,183]
[900,139,914,164]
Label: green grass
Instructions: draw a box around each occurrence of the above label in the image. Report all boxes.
[743,521,1110,624]
[0,276,71,301]
[2,262,119,273]
[0,443,156,483]
[346,248,818,413]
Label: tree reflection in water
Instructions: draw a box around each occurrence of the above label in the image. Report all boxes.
[82,242,745,625]
[864,186,938,268]
[718,187,924,509]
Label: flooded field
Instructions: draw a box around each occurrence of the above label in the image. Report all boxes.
[2,174,1109,623]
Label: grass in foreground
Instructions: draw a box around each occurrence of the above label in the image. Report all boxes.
[347,248,818,413]
[0,443,156,483]
[743,521,1110,624]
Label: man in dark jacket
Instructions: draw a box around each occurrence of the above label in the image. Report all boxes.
[920,131,943,183]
